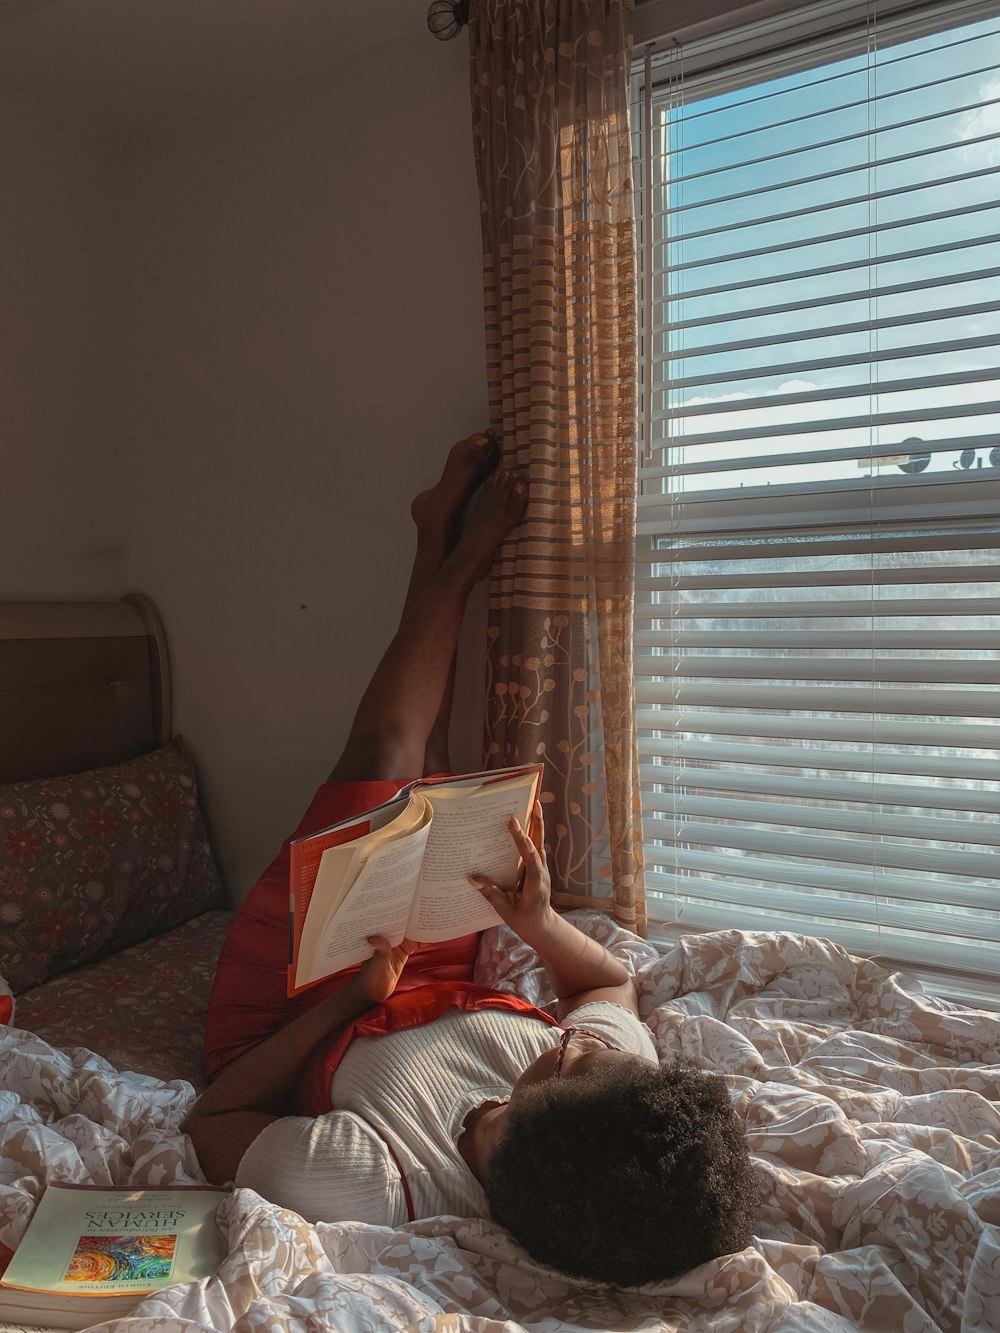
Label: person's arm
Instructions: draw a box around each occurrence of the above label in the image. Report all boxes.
[184,935,416,1184]
[468,806,639,1019]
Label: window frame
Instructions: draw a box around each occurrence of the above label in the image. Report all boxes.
[632,0,1000,1008]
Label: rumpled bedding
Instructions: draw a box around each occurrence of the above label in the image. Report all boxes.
[1,914,998,1333]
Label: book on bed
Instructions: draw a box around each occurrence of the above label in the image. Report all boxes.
[288,763,543,995]
[0,1183,227,1330]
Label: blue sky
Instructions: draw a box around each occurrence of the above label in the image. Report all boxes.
[647,11,1000,494]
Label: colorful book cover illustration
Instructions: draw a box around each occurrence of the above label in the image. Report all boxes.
[65,1233,176,1284]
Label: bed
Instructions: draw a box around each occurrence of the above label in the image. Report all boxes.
[1,598,998,1332]
[0,595,232,1084]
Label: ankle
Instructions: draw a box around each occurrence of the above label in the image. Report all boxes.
[446,536,493,582]
[413,523,449,564]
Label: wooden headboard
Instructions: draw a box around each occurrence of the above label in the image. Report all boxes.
[0,594,171,785]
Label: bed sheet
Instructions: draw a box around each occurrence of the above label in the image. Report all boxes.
[1,914,998,1333]
[11,910,234,1086]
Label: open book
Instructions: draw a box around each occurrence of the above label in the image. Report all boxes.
[288,763,542,995]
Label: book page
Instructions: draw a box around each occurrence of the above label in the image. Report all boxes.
[293,842,363,988]
[288,791,413,973]
[300,810,433,983]
[406,772,538,941]
[294,793,428,988]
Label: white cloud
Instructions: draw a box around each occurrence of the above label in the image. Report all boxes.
[685,378,820,409]
[954,75,1000,168]
[667,374,997,481]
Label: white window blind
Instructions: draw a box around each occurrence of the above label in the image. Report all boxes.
[633,0,1000,1004]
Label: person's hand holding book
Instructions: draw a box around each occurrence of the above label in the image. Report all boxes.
[470,801,638,1017]
[468,801,554,941]
[352,935,418,1007]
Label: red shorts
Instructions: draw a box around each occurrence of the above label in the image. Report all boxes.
[203,778,479,1080]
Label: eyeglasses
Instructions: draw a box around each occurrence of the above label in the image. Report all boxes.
[553,1026,615,1078]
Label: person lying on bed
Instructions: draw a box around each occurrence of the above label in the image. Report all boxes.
[186,433,758,1288]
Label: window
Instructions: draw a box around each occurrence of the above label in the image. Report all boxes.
[633,0,1000,1003]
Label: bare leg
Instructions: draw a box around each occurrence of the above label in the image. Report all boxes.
[403,432,498,619]
[421,671,456,777]
[406,432,498,773]
[329,467,527,783]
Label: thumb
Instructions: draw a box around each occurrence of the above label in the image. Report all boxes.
[468,873,502,903]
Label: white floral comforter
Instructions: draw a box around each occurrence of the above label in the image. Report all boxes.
[1,916,998,1333]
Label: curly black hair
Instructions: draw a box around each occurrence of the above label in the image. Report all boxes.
[484,1057,758,1287]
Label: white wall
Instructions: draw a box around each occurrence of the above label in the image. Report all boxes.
[0,92,129,596]
[124,31,490,899]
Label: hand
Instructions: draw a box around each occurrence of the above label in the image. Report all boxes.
[468,800,553,943]
[351,935,417,1007]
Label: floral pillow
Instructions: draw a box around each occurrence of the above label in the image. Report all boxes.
[0,739,226,995]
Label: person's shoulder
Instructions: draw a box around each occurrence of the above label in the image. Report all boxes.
[235,1111,409,1226]
[562,999,658,1060]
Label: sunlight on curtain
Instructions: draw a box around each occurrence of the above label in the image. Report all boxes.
[469,0,644,928]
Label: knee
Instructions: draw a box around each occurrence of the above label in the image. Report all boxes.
[329,724,420,783]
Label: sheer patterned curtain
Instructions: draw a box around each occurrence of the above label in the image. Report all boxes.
[469,0,644,929]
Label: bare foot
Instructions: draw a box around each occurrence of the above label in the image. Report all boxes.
[452,468,528,581]
[410,432,500,539]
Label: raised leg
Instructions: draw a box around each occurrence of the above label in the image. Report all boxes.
[403,432,498,619]
[405,432,498,774]
[328,461,526,783]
